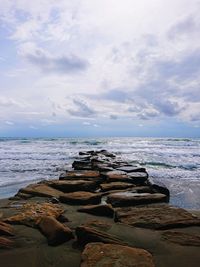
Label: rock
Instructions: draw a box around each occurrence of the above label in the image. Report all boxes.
[77,204,114,218]
[0,237,14,249]
[15,192,33,199]
[116,166,146,173]
[100,182,134,192]
[129,172,148,185]
[59,170,100,181]
[115,205,200,229]
[0,221,14,236]
[36,216,74,246]
[19,183,62,198]
[152,183,170,197]
[80,242,155,267]
[84,220,112,231]
[104,170,132,183]
[72,160,92,170]
[60,192,102,205]
[76,226,126,246]
[48,179,98,192]
[4,202,64,227]
[92,163,114,172]
[107,192,168,207]
[162,231,200,246]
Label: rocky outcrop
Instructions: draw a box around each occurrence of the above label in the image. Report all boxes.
[60,192,102,205]
[77,204,114,217]
[100,182,134,192]
[115,205,200,229]
[80,242,155,267]
[36,216,74,246]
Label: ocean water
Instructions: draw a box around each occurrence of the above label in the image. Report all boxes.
[0,137,199,210]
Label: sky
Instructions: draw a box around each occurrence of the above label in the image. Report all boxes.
[0,0,200,138]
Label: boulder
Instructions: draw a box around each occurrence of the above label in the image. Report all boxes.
[0,221,14,236]
[104,170,132,183]
[80,242,155,267]
[77,204,114,218]
[76,226,126,246]
[0,237,14,249]
[19,183,62,198]
[60,192,102,205]
[115,205,200,229]
[48,179,98,193]
[59,170,100,181]
[152,183,170,197]
[83,220,112,231]
[162,231,200,246]
[4,202,64,227]
[100,182,134,192]
[36,216,74,246]
[107,192,168,207]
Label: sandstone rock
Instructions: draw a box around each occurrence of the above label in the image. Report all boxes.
[15,192,33,199]
[100,182,134,192]
[59,170,100,181]
[76,226,126,246]
[115,205,200,229]
[19,183,62,198]
[60,192,102,205]
[116,166,146,173]
[107,192,168,207]
[162,231,200,246]
[0,237,14,249]
[104,170,132,183]
[36,216,74,246]
[77,204,114,218]
[84,220,112,231]
[91,163,114,172]
[0,221,14,236]
[48,179,98,192]
[4,202,64,227]
[80,242,155,267]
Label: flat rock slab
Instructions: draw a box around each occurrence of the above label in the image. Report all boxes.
[162,231,200,246]
[60,192,102,205]
[37,216,74,246]
[115,205,200,229]
[100,182,134,192]
[80,242,155,267]
[59,170,100,180]
[19,184,62,198]
[48,180,98,193]
[129,172,148,185]
[4,202,64,227]
[107,192,168,207]
[77,204,114,218]
[116,166,146,173]
[76,226,126,246]
[104,170,132,183]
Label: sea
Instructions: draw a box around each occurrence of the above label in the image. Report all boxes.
[0,137,199,210]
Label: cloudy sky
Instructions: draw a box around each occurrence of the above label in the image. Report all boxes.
[0,0,200,137]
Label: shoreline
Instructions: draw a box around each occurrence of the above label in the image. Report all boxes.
[0,149,200,267]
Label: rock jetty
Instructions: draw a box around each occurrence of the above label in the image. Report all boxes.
[0,150,200,267]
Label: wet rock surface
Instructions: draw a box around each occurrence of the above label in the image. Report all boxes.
[0,149,200,266]
[115,205,200,229]
[80,242,155,267]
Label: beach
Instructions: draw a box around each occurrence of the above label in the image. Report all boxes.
[0,149,200,266]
